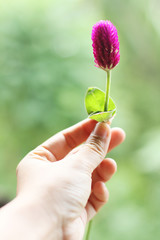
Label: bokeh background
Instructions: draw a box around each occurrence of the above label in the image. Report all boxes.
[0,0,160,239]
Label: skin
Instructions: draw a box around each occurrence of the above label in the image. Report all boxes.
[0,119,125,240]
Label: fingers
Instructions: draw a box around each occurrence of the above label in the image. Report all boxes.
[91,181,109,210]
[31,118,125,163]
[92,158,117,186]
[41,119,97,161]
[73,122,111,173]
[108,127,125,152]
[86,182,109,221]
[86,158,116,220]
[85,158,117,221]
[67,127,125,158]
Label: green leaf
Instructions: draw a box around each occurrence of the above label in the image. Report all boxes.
[85,87,117,122]
[108,97,116,111]
[85,87,105,114]
[89,110,116,122]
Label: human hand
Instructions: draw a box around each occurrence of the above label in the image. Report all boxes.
[14,119,125,240]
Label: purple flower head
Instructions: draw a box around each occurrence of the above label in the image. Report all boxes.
[91,20,120,71]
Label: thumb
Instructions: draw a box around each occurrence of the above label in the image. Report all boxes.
[75,122,111,173]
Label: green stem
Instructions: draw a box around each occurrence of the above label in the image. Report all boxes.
[104,70,111,111]
[85,220,93,240]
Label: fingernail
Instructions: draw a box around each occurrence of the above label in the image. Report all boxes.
[92,122,110,138]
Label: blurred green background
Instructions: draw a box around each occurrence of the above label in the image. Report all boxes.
[0,0,160,239]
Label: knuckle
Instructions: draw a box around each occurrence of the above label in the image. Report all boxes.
[16,164,19,176]
[16,160,23,176]
[16,157,29,177]
[86,135,105,157]
[31,147,51,161]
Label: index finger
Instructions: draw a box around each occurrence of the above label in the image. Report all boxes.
[41,119,97,160]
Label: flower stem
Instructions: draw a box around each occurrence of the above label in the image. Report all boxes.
[85,220,93,240]
[104,70,111,111]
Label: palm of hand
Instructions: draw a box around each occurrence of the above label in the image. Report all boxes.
[16,120,125,240]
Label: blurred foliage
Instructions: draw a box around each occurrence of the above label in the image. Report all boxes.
[0,0,160,239]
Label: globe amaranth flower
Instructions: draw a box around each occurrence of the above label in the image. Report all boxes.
[91,20,120,71]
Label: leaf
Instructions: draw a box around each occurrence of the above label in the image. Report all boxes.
[85,87,105,114]
[85,87,117,122]
[108,97,116,111]
[89,110,116,122]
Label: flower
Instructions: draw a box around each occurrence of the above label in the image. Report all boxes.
[91,20,120,71]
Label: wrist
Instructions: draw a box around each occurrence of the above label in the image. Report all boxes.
[17,193,63,239]
[0,194,63,240]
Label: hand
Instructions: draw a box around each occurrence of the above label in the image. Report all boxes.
[0,119,125,240]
